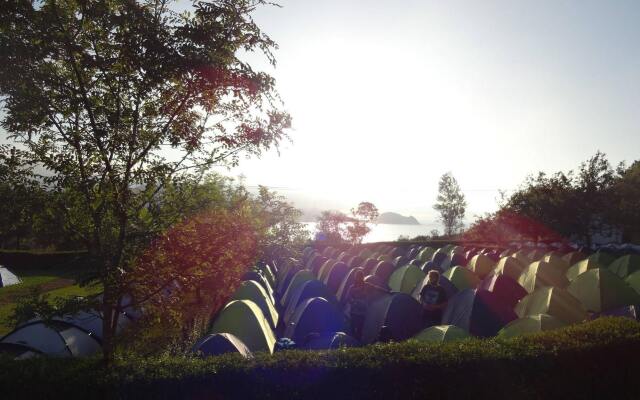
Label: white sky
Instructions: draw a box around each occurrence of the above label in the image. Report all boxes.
[219,0,640,224]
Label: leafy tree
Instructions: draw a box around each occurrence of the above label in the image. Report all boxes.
[316,202,379,245]
[609,160,640,243]
[433,172,466,236]
[0,0,290,359]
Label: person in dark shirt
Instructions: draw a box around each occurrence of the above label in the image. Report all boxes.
[419,270,448,327]
[344,269,367,340]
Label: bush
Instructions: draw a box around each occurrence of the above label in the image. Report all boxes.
[0,317,638,399]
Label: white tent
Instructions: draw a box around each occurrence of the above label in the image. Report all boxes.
[0,266,20,287]
[0,319,101,357]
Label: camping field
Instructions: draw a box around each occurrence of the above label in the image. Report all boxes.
[0,267,101,336]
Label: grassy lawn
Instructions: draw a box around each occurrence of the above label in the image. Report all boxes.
[0,268,102,336]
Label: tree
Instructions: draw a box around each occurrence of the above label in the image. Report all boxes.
[0,0,290,360]
[610,161,640,243]
[315,201,379,245]
[433,172,466,236]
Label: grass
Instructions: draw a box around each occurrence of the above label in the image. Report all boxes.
[0,267,102,336]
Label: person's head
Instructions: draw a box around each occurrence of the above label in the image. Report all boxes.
[428,270,440,285]
[353,268,365,286]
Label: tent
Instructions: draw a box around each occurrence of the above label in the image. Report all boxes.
[283,297,346,344]
[302,332,360,350]
[231,280,279,329]
[0,319,101,357]
[527,249,546,262]
[283,280,335,324]
[324,262,350,294]
[362,258,380,275]
[388,264,425,294]
[566,259,604,282]
[515,287,587,324]
[627,270,640,295]
[567,268,640,313]
[593,305,638,321]
[210,300,276,354]
[57,309,132,341]
[417,247,436,262]
[587,252,616,267]
[431,250,448,268]
[276,264,300,297]
[442,289,516,337]
[543,254,569,270]
[192,333,252,358]
[348,256,364,269]
[361,293,423,344]
[609,255,640,279]
[442,266,481,292]
[493,257,527,282]
[336,268,361,303]
[497,314,566,338]
[308,255,328,276]
[317,259,337,281]
[241,271,273,302]
[280,270,315,307]
[562,251,587,267]
[412,275,458,302]
[372,261,397,282]
[518,261,569,293]
[511,250,531,265]
[393,256,409,268]
[0,266,20,288]
[479,273,528,309]
[413,325,470,342]
[0,342,41,359]
[467,255,495,279]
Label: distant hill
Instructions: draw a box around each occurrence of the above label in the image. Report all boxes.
[376,212,420,225]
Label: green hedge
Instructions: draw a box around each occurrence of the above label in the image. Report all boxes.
[1,317,639,399]
[0,250,88,271]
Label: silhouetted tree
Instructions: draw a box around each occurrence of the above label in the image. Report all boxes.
[433,172,466,236]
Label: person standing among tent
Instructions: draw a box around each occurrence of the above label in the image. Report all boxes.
[420,270,448,327]
[344,269,368,341]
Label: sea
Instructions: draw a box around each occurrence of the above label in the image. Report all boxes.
[302,222,436,243]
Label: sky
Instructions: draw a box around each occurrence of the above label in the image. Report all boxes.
[212,0,640,224]
[4,1,640,226]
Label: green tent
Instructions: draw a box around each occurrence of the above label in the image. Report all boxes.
[280,270,315,307]
[543,254,569,270]
[493,257,526,282]
[515,287,587,324]
[511,250,531,265]
[467,254,495,279]
[518,261,569,293]
[417,247,436,262]
[388,264,425,294]
[450,246,465,255]
[567,268,640,313]
[609,255,640,279]
[413,325,470,342]
[230,280,279,329]
[443,266,480,291]
[377,254,392,262]
[562,251,587,267]
[527,249,546,262]
[497,314,566,338]
[210,300,276,354]
[625,271,640,295]
[566,259,604,282]
[587,252,616,267]
[358,248,374,259]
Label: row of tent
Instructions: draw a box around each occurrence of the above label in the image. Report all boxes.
[195,242,640,358]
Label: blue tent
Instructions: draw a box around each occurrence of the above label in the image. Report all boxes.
[302,331,360,350]
[479,273,528,309]
[325,262,350,294]
[283,280,336,325]
[192,333,252,358]
[362,293,423,344]
[442,289,517,337]
[283,297,346,344]
[308,256,328,276]
[373,261,397,282]
[362,258,380,275]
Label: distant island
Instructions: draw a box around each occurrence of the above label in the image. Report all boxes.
[375,212,420,225]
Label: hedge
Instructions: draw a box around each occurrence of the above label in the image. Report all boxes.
[0,250,88,271]
[1,317,639,399]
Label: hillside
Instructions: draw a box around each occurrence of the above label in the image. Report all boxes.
[375,212,420,225]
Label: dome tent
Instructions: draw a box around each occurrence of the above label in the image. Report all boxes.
[498,314,566,338]
[413,325,470,343]
[609,255,640,279]
[515,287,587,324]
[0,266,20,288]
[361,293,423,344]
[192,333,252,358]
[283,297,346,344]
[567,268,640,313]
[209,300,276,354]
[0,342,41,359]
[0,319,101,357]
[283,280,335,325]
[324,262,350,294]
[442,289,517,337]
[467,254,495,280]
[493,257,526,282]
[372,261,397,282]
[388,264,425,294]
[518,261,569,293]
[479,273,528,309]
[280,270,314,307]
[231,280,279,329]
[412,275,458,302]
[566,259,604,282]
[302,331,360,350]
[443,266,480,292]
